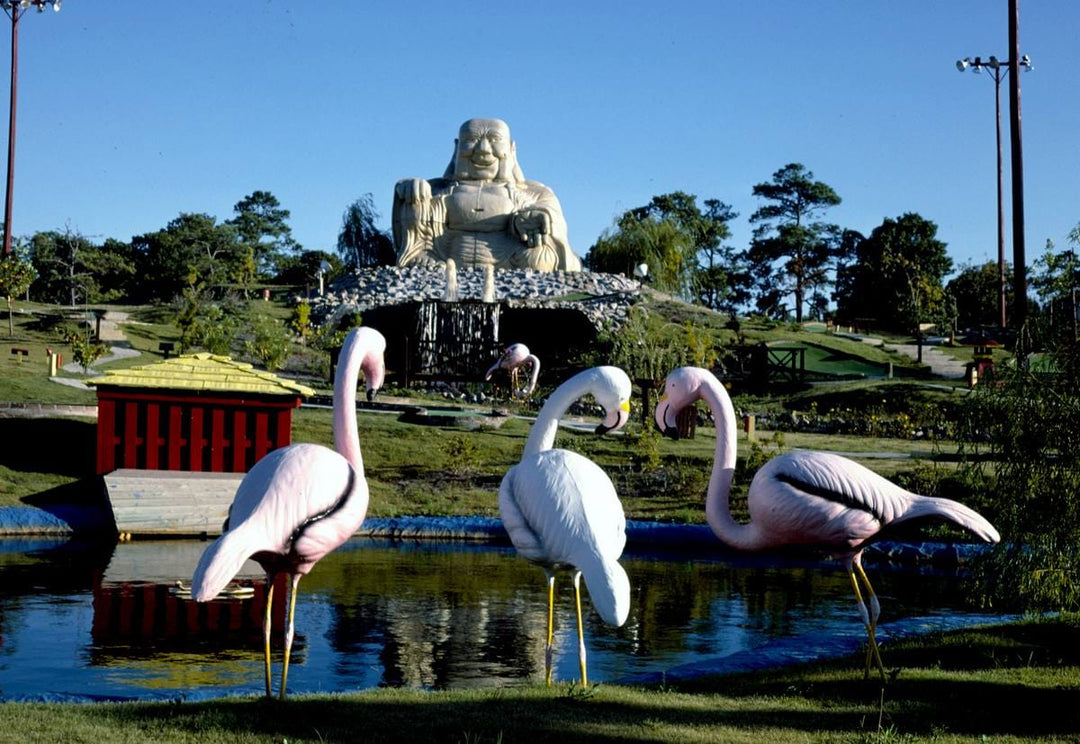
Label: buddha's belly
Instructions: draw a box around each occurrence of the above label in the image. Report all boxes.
[443,231,521,267]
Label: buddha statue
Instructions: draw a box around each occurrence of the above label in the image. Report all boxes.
[392,118,581,272]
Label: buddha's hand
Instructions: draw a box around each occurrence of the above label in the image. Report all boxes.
[395,178,432,204]
[512,209,551,248]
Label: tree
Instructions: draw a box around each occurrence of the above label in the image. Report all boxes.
[228,190,298,277]
[586,191,738,302]
[28,228,98,306]
[0,253,34,335]
[1031,234,1080,340]
[275,249,341,293]
[947,261,1013,332]
[132,213,240,301]
[834,213,952,334]
[587,216,695,296]
[747,164,841,322]
[337,194,393,268]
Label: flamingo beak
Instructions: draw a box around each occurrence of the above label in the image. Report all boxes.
[366,386,378,402]
[595,400,631,435]
[654,395,680,439]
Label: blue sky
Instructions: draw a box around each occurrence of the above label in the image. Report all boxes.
[7,2,1079,277]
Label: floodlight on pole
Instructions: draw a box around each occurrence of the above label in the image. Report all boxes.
[1,0,61,257]
[956,52,1031,330]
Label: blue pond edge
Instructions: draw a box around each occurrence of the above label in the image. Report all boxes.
[617,612,1033,686]
[0,508,992,568]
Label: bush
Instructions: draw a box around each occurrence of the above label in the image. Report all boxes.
[441,434,481,475]
[243,313,291,372]
[959,337,1080,611]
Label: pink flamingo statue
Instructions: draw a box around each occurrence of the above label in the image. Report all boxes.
[485,343,539,397]
[499,366,633,687]
[191,326,386,699]
[655,366,1000,681]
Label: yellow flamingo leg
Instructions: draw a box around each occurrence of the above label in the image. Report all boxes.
[280,574,301,700]
[573,571,588,688]
[855,561,885,680]
[849,567,886,682]
[262,576,275,698]
[545,572,555,687]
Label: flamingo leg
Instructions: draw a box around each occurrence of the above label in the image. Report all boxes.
[855,561,884,679]
[280,574,301,700]
[263,575,275,698]
[848,567,886,682]
[544,572,555,687]
[573,571,588,688]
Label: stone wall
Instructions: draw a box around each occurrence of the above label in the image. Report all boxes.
[305,266,642,331]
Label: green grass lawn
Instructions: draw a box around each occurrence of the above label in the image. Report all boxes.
[0,616,1075,742]
[0,298,993,528]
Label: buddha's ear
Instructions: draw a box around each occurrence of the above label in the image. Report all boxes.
[443,139,459,179]
[508,140,526,183]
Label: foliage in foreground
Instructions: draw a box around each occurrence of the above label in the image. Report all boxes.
[0,617,1076,743]
[959,330,1080,612]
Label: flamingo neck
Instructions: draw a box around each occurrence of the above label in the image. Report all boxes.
[699,374,761,550]
[333,334,365,475]
[524,355,540,393]
[523,375,583,457]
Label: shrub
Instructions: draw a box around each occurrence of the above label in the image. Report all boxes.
[959,336,1080,611]
[441,434,481,475]
[243,313,291,372]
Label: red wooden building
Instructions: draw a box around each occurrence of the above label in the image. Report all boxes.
[89,354,314,476]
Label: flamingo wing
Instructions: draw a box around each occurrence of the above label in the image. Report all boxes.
[498,449,629,626]
[749,451,918,550]
[752,450,999,549]
[192,444,363,601]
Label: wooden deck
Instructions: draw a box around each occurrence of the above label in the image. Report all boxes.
[104,468,243,537]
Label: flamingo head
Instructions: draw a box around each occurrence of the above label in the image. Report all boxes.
[589,366,633,435]
[501,343,531,368]
[352,327,387,401]
[655,366,709,439]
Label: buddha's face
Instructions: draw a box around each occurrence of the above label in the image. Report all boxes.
[455,119,512,181]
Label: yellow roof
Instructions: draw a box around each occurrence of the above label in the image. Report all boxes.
[88,353,315,397]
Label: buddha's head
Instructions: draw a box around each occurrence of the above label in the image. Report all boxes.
[447,118,522,183]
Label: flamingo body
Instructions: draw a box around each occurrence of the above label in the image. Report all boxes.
[485,342,540,396]
[499,365,633,685]
[499,448,629,627]
[740,451,999,555]
[656,366,999,680]
[191,326,386,698]
[192,444,366,602]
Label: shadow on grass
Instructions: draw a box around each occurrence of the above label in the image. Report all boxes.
[0,418,96,477]
[66,667,1079,742]
[674,620,1080,739]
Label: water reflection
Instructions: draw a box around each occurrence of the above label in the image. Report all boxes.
[0,536,974,700]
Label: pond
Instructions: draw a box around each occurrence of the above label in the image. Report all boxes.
[0,535,989,701]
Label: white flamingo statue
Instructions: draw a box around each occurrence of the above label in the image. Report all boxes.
[191,326,386,699]
[485,342,540,397]
[499,366,633,687]
[655,366,1000,681]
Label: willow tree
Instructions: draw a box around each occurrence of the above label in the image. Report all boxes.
[586,191,736,302]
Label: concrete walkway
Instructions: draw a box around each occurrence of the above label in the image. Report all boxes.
[53,310,142,384]
[882,342,968,379]
[834,331,968,379]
